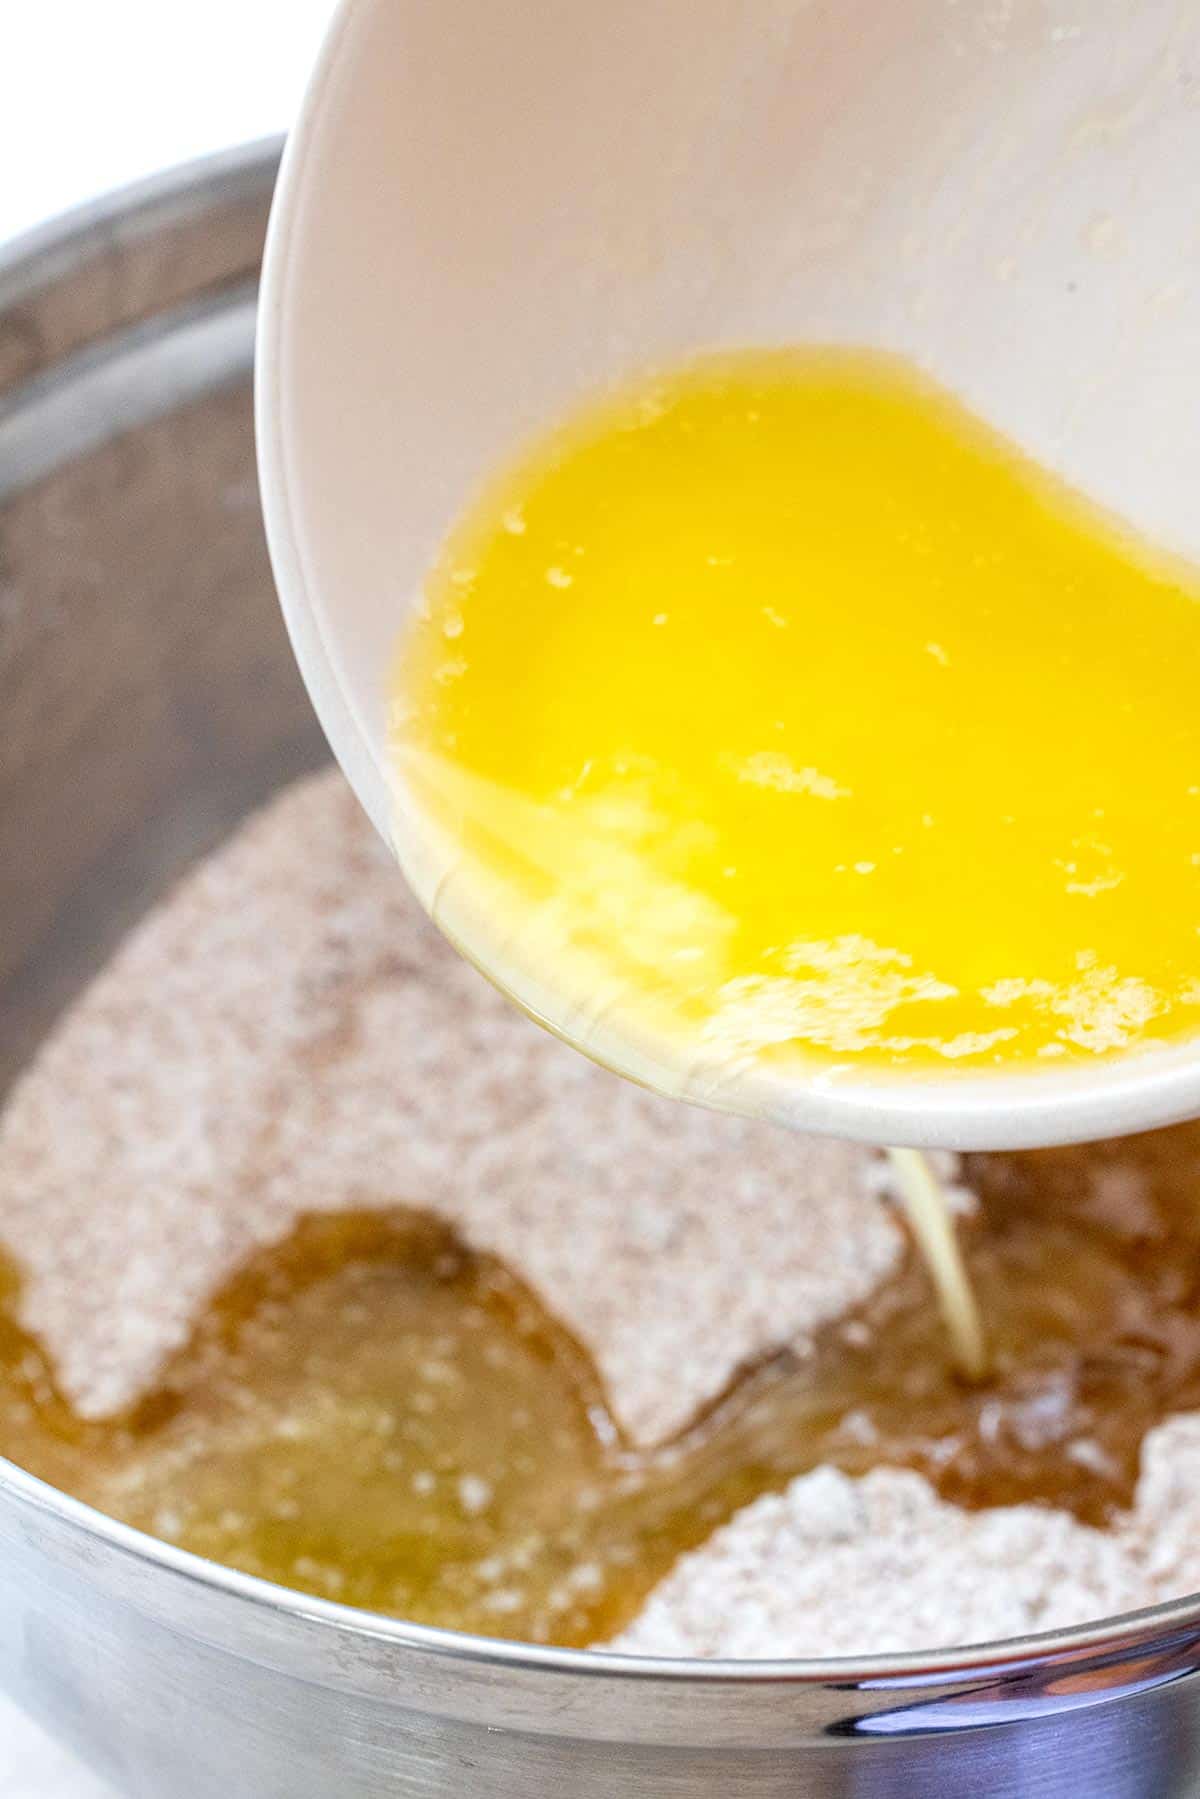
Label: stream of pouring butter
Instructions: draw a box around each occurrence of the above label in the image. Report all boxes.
[887,1147,988,1380]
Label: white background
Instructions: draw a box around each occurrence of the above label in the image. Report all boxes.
[0,0,337,246]
[1,4,338,1788]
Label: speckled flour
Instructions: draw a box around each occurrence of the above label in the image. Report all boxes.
[4,766,1200,1660]
[0,768,901,1449]
[615,1414,1200,1657]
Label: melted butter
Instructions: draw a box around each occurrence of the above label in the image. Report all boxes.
[6,1128,1200,1645]
[391,349,1200,1081]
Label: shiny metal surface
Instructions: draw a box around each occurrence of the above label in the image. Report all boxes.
[2,141,1200,1798]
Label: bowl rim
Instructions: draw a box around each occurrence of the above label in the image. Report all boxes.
[0,134,281,318]
[5,1444,1200,1687]
[5,31,1200,1704]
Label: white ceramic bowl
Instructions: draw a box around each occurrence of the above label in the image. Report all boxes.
[257,0,1200,1151]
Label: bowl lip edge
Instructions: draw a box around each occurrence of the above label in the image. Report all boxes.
[254,0,397,850]
[0,135,283,319]
[3,1443,1200,1691]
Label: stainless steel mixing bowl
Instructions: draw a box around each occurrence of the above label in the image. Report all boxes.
[3,140,1200,1799]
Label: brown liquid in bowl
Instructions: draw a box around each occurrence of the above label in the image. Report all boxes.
[3,1125,1200,1647]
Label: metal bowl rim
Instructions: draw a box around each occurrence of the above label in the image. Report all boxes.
[0,135,283,318]
[6,1447,1200,1687]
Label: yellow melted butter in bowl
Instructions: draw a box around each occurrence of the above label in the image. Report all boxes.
[390,349,1200,1089]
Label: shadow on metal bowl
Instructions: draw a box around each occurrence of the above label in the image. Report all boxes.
[2,142,1200,1799]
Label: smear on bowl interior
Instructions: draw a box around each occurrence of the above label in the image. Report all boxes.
[390,348,1200,1095]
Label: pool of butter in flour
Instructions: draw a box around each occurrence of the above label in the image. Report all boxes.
[4,774,1200,1649]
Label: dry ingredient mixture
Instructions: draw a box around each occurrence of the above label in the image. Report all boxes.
[4,771,1200,1651]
